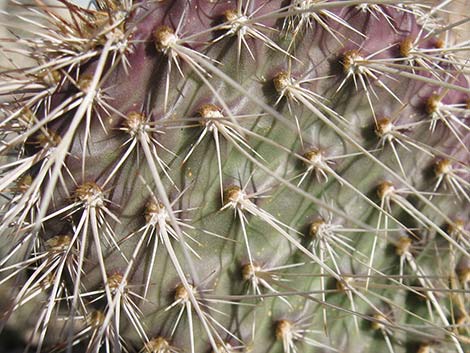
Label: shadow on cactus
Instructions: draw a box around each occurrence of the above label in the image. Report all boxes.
[0,0,469,352]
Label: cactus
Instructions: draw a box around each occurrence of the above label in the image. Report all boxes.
[1,0,470,352]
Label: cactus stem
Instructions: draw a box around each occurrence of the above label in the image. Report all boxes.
[1,1,470,351]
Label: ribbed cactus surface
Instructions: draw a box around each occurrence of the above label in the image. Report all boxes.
[0,1,469,352]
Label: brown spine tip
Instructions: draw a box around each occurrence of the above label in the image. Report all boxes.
[107,272,125,290]
[375,118,393,138]
[35,130,61,149]
[395,236,412,256]
[223,185,242,205]
[399,37,414,57]
[153,25,176,52]
[145,337,171,352]
[416,343,432,353]
[87,310,105,328]
[241,263,260,281]
[198,104,224,119]
[434,159,452,177]
[371,313,387,331]
[275,319,292,340]
[46,235,72,252]
[309,219,325,238]
[15,174,33,193]
[211,343,234,353]
[377,181,395,200]
[425,94,441,115]
[74,182,104,205]
[18,106,36,126]
[40,273,56,289]
[124,111,146,134]
[433,38,445,49]
[223,9,238,22]
[145,200,165,223]
[303,149,324,167]
[36,69,61,86]
[458,266,470,283]
[273,71,290,93]
[447,219,465,237]
[77,74,94,92]
[174,283,194,301]
[342,50,363,73]
[336,276,354,292]
[456,315,467,333]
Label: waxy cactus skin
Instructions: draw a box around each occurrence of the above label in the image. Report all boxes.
[0,1,469,352]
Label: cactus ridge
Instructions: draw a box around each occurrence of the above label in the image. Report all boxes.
[0,0,470,352]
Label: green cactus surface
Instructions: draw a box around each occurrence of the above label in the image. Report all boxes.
[0,0,470,352]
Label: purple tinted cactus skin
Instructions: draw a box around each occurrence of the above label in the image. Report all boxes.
[0,1,470,353]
